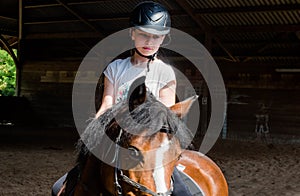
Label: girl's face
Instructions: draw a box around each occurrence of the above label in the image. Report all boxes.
[131,28,166,56]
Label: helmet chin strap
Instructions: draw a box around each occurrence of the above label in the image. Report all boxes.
[134,48,156,72]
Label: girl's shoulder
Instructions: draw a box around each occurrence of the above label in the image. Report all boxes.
[107,57,131,69]
[154,59,174,71]
[108,57,130,67]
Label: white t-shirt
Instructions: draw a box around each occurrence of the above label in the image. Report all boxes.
[104,57,176,104]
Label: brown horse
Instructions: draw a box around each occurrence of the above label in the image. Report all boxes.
[66,81,228,196]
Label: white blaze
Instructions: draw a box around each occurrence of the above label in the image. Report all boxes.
[152,137,170,193]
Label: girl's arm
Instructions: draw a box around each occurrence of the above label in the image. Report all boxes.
[95,76,114,118]
[159,80,176,107]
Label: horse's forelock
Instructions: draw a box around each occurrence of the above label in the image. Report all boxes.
[118,96,193,149]
[77,93,193,161]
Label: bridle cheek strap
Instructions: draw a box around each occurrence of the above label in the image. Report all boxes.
[113,128,173,196]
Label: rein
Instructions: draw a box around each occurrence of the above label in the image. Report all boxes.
[118,170,173,196]
[113,128,174,196]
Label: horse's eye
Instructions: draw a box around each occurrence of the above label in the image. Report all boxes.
[128,147,142,160]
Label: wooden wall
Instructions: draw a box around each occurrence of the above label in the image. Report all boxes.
[16,39,300,140]
[18,37,98,127]
[223,64,300,140]
[20,59,80,127]
[227,88,300,140]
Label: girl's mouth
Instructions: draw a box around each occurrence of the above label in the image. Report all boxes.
[142,47,153,51]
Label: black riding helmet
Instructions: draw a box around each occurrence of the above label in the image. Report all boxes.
[130,1,171,35]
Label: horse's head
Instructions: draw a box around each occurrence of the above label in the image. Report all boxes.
[118,99,197,196]
[78,77,198,196]
[110,78,198,196]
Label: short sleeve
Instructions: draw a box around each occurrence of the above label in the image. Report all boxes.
[103,61,116,84]
[164,65,176,83]
[103,58,131,85]
[159,63,176,89]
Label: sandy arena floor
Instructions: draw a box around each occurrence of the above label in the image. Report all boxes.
[0,127,299,196]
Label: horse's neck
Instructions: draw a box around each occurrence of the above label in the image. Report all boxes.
[74,155,104,195]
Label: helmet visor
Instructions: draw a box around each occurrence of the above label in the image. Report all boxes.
[135,25,170,35]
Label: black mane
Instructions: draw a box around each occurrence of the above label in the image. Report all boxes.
[76,93,194,168]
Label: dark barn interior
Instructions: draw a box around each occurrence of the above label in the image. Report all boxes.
[1,0,299,141]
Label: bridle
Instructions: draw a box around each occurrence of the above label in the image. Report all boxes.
[115,169,173,196]
[113,128,174,196]
[77,126,175,196]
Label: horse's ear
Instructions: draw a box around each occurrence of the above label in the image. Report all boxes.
[169,95,199,118]
[127,76,147,111]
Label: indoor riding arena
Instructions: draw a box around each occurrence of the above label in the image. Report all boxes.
[0,0,299,195]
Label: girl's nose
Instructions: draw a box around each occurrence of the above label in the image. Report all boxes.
[145,36,153,44]
[145,36,158,45]
[145,40,150,45]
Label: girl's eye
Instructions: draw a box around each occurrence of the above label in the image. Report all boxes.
[138,33,160,40]
[138,33,148,38]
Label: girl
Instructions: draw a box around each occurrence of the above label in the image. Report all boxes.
[52,2,192,195]
[95,1,176,118]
